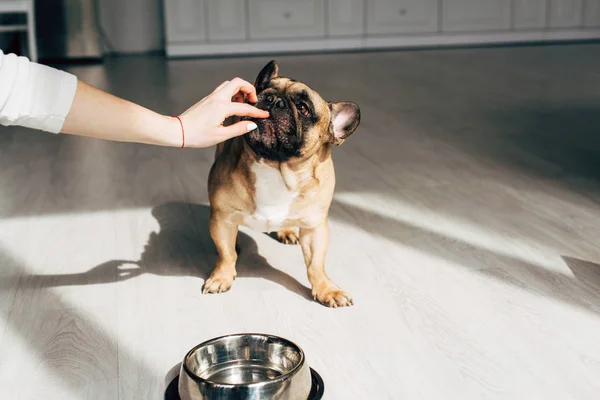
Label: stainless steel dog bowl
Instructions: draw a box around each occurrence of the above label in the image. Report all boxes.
[178,333,314,400]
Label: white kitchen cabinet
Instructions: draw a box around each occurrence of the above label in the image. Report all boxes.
[163,0,600,58]
[206,0,246,41]
[514,0,547,29]
[442,0,511,32]
[366,0,438,34]
[328,0,364,36]
[164,0,206,43]
[248,0,325,39]
[584,0,600,27]
[548,0,583,27]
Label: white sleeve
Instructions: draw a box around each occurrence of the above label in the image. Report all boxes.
[0,49,78,133]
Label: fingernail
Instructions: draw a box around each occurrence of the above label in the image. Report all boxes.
[247,122,258,131]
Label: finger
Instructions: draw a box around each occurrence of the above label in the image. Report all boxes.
[224,102,269,119]
[211,80,230,94]
[218,120,259,139]
[216,77,259,103]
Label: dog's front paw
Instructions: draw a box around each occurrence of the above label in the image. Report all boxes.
[202,272,236,294]
[312,283,354,308]
[276,229,299,245]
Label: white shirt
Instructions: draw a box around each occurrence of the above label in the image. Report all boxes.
[0,49,77,133]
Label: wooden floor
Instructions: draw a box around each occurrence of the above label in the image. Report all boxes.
[2,43,600,399]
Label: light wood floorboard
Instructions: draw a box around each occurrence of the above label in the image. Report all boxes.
[1,44,600,399]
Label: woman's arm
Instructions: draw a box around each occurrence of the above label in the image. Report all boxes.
[61,77,268,148]
[0,50,268,148]
[60,79,181,146]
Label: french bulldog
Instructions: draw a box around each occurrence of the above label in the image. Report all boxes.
[205,60,361,308]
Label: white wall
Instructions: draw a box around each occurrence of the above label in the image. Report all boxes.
[98,0,165,54]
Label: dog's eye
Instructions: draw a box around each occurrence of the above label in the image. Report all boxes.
[297,103,310,116]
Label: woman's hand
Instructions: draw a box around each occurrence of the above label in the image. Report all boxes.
[176,77,269,148]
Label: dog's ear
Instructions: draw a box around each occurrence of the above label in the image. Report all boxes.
[328,102,361,146]
[255,60,279,92]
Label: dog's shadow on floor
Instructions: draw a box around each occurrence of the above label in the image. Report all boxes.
[4,202,311,301]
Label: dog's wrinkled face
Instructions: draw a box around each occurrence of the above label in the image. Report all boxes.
[244,60,361,162]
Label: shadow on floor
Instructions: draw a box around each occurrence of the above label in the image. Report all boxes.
[329,199,600,317]
[563,256,600,292]
[0,202,312,301]
[449,104,600,197]
[0,244,160,397]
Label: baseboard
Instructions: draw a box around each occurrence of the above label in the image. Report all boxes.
[166,29,600,58]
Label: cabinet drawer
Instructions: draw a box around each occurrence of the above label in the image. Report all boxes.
[206,0,246,41]
[366,0,438,34]
[442,0,511,32]
[584,0,600,27]
[164,0,206,43]
[514,0,547,29]
[248,0,325,39]
[328,0,364,36]
[549,0,583,28]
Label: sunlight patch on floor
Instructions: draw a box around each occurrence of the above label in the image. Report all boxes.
[333,192,571,276]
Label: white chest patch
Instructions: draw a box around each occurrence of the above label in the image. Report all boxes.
[242,162,298,232]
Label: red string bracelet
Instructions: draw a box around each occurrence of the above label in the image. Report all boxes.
[172,115,185,148]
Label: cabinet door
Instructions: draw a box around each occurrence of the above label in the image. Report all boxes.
[248,0,325,39]
[164,0,206,42]
[584,0,600,27]
[514,0,547,29]
[206,0,246,41]
[548,0,583,28]
[442,0,511,32]
[366,0,438,34]
[328,0,364,36]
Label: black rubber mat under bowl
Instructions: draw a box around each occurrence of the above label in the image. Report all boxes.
[165,368,324,399]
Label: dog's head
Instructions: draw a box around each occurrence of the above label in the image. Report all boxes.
[244,60,361,162]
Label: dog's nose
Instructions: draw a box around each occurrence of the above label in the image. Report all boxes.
[265,94,285,109]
